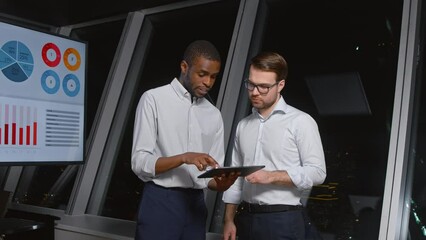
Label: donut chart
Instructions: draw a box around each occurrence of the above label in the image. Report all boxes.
[0,40,34,82]
[63,73,80,97]
[41,70,60,94]
[63,48,81,71]
[42,42,61,67]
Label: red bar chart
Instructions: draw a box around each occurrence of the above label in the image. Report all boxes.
[0,103,37,146]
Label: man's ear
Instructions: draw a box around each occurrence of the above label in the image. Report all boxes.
[278,79,285,91]
[180,60,188,74]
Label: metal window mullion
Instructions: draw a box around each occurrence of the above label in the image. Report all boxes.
[379,0,421,239]
[217,0,261,148]
[206,0,261,232]
[68,12,145,215]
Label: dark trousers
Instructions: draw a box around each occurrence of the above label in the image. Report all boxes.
[236,209,306,240]
[135,182,207,240]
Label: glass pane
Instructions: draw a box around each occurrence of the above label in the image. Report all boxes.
[210,0,403,238]
[262,0,402,238]
[12,19,125,209]
[407,1,426,238]
[99,1,241,220]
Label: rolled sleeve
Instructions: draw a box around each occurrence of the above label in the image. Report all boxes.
[131,92,159,180]
[288,115,327,190]
[222,178,244,204]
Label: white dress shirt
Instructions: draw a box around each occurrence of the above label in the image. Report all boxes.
[223,96,326,205]
[131,78,225,189]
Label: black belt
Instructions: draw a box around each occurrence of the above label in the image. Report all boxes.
[239,201,303,213]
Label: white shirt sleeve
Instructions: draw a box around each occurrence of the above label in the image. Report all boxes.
[131,91,159,180]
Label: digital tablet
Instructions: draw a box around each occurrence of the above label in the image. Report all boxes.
[198,165,265,178]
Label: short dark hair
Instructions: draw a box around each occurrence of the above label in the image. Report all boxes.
[250,52,288,81]
[183,40,221,66]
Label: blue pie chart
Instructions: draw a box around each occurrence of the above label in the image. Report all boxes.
[0,40,34,82]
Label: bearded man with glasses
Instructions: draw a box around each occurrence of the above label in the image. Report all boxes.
[222,52,327,240]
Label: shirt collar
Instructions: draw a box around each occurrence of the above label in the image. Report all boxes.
[171,78,205,104]
[274,96,288,113]
[171,78,191,101]
[252,96,288,119]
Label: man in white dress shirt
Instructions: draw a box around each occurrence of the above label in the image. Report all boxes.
[131,40,237,240]
[222,52,327,240]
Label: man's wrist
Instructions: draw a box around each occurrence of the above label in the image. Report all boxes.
[223,217,234,224]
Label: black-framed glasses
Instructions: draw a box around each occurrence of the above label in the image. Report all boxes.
[244,79,279,94]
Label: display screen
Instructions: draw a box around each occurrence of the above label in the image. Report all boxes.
[0,21,86,165]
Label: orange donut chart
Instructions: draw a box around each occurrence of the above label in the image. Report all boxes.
[63,48,81,71]
[42,43,61,67]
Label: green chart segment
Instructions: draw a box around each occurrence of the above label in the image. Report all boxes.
[0,40,34,82]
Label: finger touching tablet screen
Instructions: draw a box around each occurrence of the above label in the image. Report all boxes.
[198,165,265,178]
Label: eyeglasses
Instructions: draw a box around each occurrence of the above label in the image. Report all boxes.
[244,79,279,94]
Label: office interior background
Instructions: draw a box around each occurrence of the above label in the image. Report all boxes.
[0,0,425,239]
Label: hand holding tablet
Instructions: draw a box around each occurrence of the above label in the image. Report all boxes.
[198,165,265,178]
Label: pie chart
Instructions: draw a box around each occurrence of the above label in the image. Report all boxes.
[0,40,34,82]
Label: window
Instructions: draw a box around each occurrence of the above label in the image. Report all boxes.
[87,1,241,220]
[210,0,403,238]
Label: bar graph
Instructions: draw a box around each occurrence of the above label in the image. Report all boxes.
[0,97,84,162]
[0,103,38,147]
